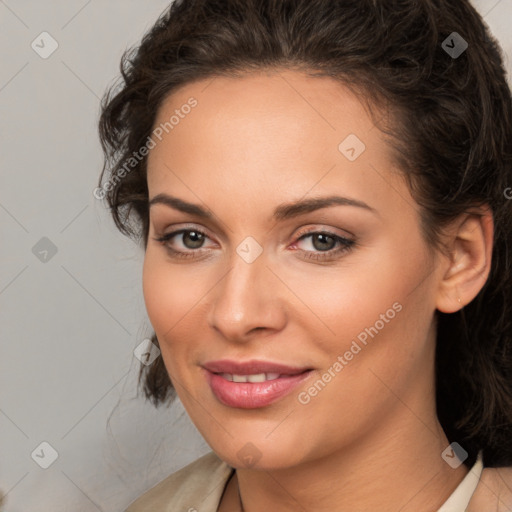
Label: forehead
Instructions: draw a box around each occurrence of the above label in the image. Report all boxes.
[146,69,408,221]
[150,69,384,151]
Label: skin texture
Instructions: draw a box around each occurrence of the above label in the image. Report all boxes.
[142,69,493,511]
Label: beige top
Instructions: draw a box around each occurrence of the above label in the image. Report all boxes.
[125,451,512,512]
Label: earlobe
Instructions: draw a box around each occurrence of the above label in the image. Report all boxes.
[435,207,494,314]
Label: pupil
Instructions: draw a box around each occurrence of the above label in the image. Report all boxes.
[185,231,204,248]
[313,233,334,251]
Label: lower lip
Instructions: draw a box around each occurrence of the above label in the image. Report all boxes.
[204,369,313,409]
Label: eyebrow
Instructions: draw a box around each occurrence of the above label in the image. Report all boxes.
[273,195,378,220]
[148,193,378,220]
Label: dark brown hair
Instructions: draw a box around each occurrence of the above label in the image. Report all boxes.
[98,0,512,467]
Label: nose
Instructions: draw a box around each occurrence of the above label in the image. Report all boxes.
[207,248,287,343]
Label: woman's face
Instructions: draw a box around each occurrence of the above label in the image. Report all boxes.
[143,69,445,469]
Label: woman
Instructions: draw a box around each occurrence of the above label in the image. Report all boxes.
[97,0,512,510]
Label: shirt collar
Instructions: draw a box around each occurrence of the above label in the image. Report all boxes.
[437,451,483,512]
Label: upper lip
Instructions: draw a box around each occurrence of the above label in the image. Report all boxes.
[202,359,312,376]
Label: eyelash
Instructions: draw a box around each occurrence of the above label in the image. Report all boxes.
[153,228,356,262]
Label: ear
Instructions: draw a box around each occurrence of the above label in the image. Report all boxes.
[435,206,494,313]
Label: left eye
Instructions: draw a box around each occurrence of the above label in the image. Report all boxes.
[293,231,355,259]
[296,232,341,251]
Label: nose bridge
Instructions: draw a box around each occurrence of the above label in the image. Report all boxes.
[208,246,284,340]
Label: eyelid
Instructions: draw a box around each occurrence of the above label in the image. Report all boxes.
[293,224,355,241]
[150,211,229,241]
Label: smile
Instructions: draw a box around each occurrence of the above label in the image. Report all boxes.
[202,360,314,409]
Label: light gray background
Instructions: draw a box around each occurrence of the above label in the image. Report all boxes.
[0,1,510,511]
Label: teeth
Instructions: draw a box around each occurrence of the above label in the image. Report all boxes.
[247,373,266,383]
[220,372,281,383]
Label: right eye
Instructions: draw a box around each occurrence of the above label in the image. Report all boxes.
[153,228,216,259]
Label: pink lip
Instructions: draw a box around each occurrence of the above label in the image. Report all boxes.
[202,359,314,409]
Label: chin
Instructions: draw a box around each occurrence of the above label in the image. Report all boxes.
[206,435,310,471]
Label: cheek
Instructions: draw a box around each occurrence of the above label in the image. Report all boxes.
[287,234,433,375]
[142,250,217,379]
[142,250,204,324]
[143,252,172,331]
[142,252,196,347]
[277,253,409,347]
[142,255,190,388]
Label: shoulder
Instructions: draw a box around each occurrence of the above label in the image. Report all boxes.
[467,465,512,511]
[125,451,234,512]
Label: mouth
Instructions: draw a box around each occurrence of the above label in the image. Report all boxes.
[202,359,314,409]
